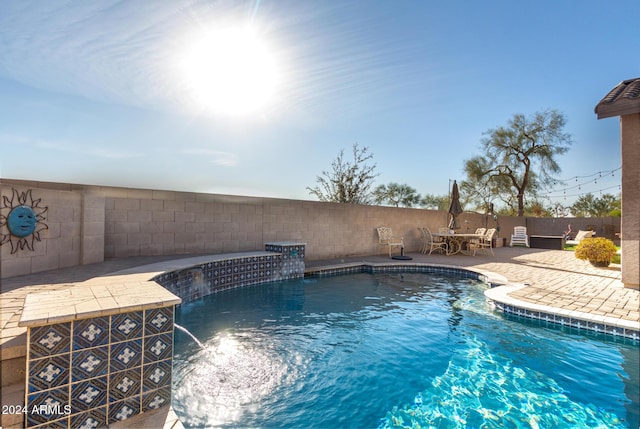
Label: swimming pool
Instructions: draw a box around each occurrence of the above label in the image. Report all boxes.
[172,272,639,428]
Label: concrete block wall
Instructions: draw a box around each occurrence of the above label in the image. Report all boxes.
[0,178,627,282]
[103,189,455,260]
[104,191,265,257]
[1,181,105,279]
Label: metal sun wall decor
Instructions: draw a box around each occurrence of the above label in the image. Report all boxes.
[0,188,48,254]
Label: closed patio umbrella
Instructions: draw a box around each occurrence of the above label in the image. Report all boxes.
[448,180,463,230]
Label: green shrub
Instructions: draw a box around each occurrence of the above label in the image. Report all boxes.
[574,237,617,263]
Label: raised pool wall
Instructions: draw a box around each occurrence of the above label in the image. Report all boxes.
[16,243,305,428]
[1,178,621,280]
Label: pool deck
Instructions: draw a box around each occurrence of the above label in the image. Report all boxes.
[1,246,639,428]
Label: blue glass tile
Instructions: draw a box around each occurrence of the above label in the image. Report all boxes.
[144,333,173,363]
[143,359,172,391]
[110,339,143,372]
[145,307,173,336]
[29,323,71,358]
[108,396,141,424]
[26,387,69,426]
[29,355,70,392]
[73,317,109,350]
[111,311,143,343]
[71,346,108,382]
[71,376,107,411]
[142,386,171,412]
[109,368,142,402]
[26,414,68,428]
[69,406,106,429]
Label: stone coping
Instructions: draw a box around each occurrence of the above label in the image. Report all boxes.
[306,261,509,287]
[305,261,639,339]
[18,251,275,328]
[485,284,640,332]
[18,280,181,327]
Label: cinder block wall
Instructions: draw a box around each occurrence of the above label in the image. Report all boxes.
[102,188,456,260]
[0,178,623,280]
[0,181,105,279]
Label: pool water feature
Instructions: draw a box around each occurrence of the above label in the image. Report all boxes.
[172,272,639,428]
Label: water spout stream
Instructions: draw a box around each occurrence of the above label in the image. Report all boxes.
[174,323,205,350]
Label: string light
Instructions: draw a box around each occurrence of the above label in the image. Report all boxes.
[548,167,620,183]
[540,166,621,202]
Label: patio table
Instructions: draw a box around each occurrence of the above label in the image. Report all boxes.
[432,233,484,256]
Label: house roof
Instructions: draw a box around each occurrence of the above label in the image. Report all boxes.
[595,77,640,119]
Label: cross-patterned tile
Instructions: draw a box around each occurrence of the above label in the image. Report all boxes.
[143,333,173,363]
[29,323,71,358]
[28,355,70,392]
[26,387,69,427]
[108,396,141,425]
[142,386,171,412]
[109,368,142,402]
[111,311,143,343]
[69,406,106,429]
[71,376,107,412]
[144,307,173,335]
[71,346,108,382]
[73,317,109,350]
[110,339,143,373]
[142,359,172,391]
[27,415,69,428]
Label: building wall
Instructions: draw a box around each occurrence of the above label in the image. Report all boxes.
[621,113,640,288]
[0,178,622,280]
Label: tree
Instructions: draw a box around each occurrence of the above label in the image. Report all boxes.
[307,143,380,204]
[373,183,421,207]
[420,193,450,211]
[462,109,572,216]
[571,193,621,217]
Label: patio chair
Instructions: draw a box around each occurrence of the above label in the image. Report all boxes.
[565,229,595,246]
[509,226,530,247]
[468,227,486,249]
[423,227,448,255]
[470,228,496,256]
[377,227,404,257]
[417,227,429,253]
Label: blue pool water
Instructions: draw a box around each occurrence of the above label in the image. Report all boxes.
[172,272,639,428]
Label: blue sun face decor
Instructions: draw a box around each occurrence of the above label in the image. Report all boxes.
[0,189,48,254]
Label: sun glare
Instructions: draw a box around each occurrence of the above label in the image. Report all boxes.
[182,28,278,116]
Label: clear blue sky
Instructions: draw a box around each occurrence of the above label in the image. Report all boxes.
[0,1,636,206]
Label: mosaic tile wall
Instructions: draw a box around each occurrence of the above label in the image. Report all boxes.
[492,301,640,341]
[25,306,174,428]
[154,243,306,303]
